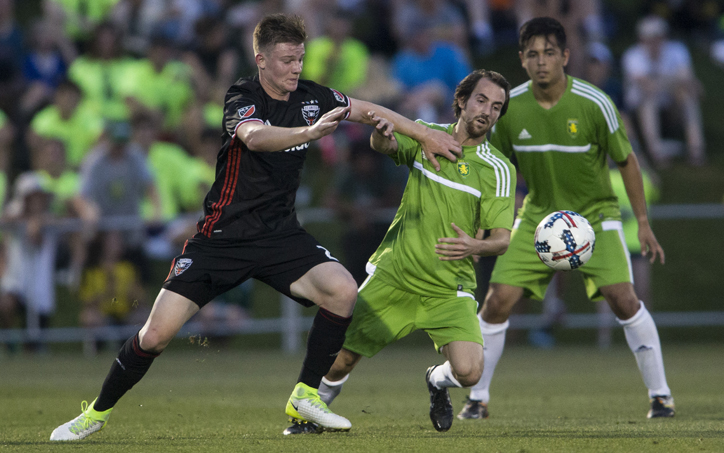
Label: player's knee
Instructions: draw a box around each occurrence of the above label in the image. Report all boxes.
[482,294,512,324]
[138,328,173,354]
[451,362,483,387]
[320,275,357,314]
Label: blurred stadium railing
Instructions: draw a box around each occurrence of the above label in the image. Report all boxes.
[0,203,722,353]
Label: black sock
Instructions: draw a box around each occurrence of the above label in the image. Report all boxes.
[298,308,352,389]
[94,333,160,412]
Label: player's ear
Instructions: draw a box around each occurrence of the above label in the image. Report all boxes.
[255,52,265,69]
[519,50,525,68]
[562,48,570,67]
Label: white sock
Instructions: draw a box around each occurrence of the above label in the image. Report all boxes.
[469,315,509,403]
[429,361,462,389]
[318,374,348,406]
[617,302,671,397]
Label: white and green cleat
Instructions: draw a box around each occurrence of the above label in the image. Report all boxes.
[50,399,112,441]
[285,382,351,432]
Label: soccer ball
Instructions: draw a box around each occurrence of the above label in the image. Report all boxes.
[534,211,595,271]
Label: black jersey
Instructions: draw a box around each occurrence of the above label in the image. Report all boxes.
[197,76,351,239]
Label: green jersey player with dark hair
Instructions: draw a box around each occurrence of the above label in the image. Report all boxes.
[285,69,517,435]
[458,16,674,421]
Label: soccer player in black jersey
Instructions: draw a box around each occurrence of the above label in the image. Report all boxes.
[50,13,462,440]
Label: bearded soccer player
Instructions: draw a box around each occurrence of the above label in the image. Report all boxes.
[50,14,462,441]
[458,17,673,421]
[286,69,516,435]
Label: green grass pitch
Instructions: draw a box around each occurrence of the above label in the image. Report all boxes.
[1,342,723,452]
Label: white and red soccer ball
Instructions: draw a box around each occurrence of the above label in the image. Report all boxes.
[534,210,595,271]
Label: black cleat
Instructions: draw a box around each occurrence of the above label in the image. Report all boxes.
[457,397,489,420]
[425,366,453,432]
[647,395,675,418]
[283,419,323,435]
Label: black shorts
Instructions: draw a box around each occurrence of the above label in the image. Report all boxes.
[162,229,340,308]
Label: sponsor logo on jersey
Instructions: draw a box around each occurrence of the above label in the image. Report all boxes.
[174,258,193,276]
[238,105,256,118]
[284,141,310,152]
[518,128,532,139]
[567,119,579,137]
[330,88,345,104]
[457,161,470,177]
[301,104,320,126]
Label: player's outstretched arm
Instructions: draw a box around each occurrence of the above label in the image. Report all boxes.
[435,225,510,261]
[368,112,398,155]
[347,98,462,171]
[616,153,665,264]
[236,106,350,152]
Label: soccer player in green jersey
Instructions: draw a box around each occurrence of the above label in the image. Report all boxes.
[458,17,674,421]
[285,69,517,435]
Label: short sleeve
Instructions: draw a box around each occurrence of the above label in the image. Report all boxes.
[479,168,516,231]
[599,102,632,163]
[224,85,266,139]
[389,132,421,168]
[316,83,352,117]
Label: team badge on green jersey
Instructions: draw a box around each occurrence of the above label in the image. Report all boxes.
[457,161,470,177]
[567,119,579,137]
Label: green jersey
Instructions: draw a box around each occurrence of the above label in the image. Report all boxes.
[491,76,631,224]
[369,121,516,297]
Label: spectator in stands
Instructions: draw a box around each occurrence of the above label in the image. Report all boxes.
[0,0,25,116]
[0,172,58,350]
[184,15,240,104]
[127,113,192,222]
[391,19,471,122]
[67,21,136,121]
[29,80,104,169]
[78,234,149,356]
[392,0,469,53]
[81,120,160,269]
[110,0,171,56]
[32,138,98,289]
[20,19,77,117]
[301,10,369,96]
[123,33,194,131]
[622,15,706,167]
[43,0,120,47]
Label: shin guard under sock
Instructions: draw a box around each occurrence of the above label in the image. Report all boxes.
[94,333,160,411]
[298,308,352,389]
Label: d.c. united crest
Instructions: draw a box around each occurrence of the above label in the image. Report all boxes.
[302,105,320,126]
[174,258,193,276]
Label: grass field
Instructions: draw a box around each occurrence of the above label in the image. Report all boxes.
[1,341,723,452]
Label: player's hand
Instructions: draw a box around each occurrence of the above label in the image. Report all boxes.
[638,223,665,264]
[369,111,396,140]
[419,129,462,172]
[308,106,349,140]
[435,223,478,261]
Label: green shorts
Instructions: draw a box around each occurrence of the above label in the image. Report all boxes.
[491,218,633,301]
[343,272,484,358]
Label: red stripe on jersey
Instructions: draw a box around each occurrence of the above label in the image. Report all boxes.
[201,142,241,236]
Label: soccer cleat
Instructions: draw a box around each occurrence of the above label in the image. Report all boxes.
[283,419,322,435]
[647,395,675,418]
[425,366,453,432]
[457,397,489,420]
[50,399,112,441]
[285,382,351,432]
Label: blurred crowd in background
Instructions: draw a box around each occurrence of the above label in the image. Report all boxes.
[0,0,722,349]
